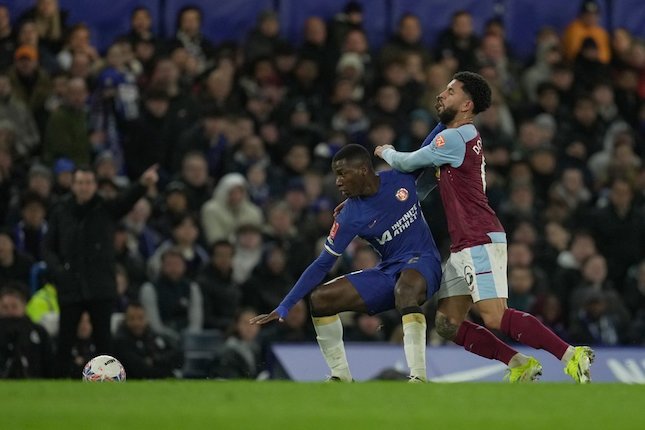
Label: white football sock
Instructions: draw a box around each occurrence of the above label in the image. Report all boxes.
[508,353,530,368]
[313,315,352,381]
[561,346,575,364]
[403,313,427,381]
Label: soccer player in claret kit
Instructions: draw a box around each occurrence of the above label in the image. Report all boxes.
[375,71,594,382]
[251,144,441,382]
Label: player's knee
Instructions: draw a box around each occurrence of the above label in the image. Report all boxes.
[309,287,335,317]
[394,282,425,309]
[480,311,503,330]
[435,312,460,341]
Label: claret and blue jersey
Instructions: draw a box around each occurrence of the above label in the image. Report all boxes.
[382,123,505,252]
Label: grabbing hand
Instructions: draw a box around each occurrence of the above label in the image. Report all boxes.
[249,309,283,325]
[374,144,394,159]
[139,164,159,188]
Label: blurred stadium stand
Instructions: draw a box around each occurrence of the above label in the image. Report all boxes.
[1,0,644,56]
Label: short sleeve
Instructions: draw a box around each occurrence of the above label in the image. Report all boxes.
[422,129,467,168]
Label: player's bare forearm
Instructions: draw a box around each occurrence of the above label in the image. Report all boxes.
[381,147,435,172]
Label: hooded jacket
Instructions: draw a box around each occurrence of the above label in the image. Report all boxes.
[200,173,263,244]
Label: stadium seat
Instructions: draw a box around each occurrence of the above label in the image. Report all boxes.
[181,330,225,379]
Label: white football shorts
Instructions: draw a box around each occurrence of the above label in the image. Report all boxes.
[436,233,508,303]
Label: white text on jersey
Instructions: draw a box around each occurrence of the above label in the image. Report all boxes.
[376,204,419,245]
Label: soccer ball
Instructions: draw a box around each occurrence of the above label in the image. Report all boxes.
[82,355,126,382]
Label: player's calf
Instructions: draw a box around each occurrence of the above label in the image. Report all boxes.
[312,314,353,382]
[401,306,427,382]
[395,272,429,381]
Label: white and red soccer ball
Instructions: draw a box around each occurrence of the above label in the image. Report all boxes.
[82,355,126,382]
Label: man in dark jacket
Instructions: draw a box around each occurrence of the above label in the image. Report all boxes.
[113,302,180,379]
[197,240,240,331]
[44,164,158,377]
[0,285,54,378]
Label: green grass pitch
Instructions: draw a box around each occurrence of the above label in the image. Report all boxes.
[2,381,643,430]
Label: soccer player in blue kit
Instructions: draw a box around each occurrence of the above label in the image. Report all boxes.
[251,144,442,382]
[375,71,594,383]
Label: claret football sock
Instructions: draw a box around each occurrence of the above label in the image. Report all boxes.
[500,308,569,360]
[402,307,427,381]
[454,320,518,364]
[312,315,352,381]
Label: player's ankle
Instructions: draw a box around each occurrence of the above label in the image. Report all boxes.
[408,375,428,384]
[561,346,575,364]
[508,353,530,368]
[331,368,352,381]
[409,371,427,382]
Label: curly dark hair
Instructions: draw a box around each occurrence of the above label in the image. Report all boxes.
[453,71,492,114]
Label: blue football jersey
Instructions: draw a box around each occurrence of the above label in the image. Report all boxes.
[325,170,440,262]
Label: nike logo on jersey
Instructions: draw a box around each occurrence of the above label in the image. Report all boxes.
[368,219,378,228]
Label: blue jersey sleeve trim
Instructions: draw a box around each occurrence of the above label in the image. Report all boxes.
[324,244,342,257]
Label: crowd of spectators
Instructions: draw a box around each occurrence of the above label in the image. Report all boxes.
[0,0,644,379]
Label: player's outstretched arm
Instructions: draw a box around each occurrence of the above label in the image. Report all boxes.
[378,128,466,172]
[376,145,434,172]
[249,250,338,324]
[374,122,447,172]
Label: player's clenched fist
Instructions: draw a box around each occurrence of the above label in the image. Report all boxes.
[374,145,394,159]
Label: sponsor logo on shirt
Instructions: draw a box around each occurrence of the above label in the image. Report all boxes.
[376,204,419,245]
[435,135,446,147]
[395,188,409,201]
